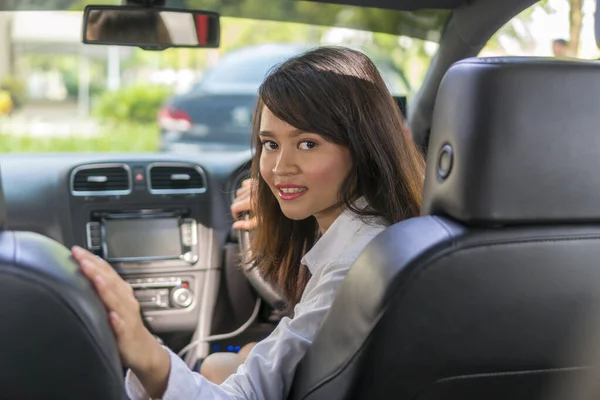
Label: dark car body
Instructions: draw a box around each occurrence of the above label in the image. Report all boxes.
[158,43,410,151]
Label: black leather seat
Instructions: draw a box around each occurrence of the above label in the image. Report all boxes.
[0,188,125,398]
[289,57,600,400]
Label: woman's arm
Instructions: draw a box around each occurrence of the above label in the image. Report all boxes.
[72,246,172,397]
[128,343,171,398]
[123,260,350,400]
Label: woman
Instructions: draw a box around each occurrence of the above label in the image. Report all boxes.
[72,46,425,399]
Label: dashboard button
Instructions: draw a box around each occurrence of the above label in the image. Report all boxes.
[183,252,198,263]
[171,287,193,308]
[86,222,102,250]
[180,219,197,246]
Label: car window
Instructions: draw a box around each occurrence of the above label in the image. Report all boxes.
[480,0,598,59]
[203,48,301,85]
[0,2,445,153]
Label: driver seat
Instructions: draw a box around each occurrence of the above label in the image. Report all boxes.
[289,57,600,400]
[0,182,125,398]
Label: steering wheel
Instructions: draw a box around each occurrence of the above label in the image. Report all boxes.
[237,213,288,311]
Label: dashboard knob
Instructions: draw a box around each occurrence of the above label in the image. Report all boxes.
[183,251,198,263]
[171,287,193,308]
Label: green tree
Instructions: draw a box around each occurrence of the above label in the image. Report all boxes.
[68,0,117,10]
[62,0,449,38]
[184,0,449,40]
[567,0,583,55]
[217,18,326,54]
[1,0,80,11]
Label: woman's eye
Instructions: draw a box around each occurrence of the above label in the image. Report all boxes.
[262,141,278,151]
[299,140,317,150]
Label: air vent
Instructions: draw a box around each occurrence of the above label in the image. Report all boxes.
[148,163,207,194]
[71,164,131,196]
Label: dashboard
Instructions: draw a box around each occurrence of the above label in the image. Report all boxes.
[0,150,257,357]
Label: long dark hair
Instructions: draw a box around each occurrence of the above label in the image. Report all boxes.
[249,46,425,308]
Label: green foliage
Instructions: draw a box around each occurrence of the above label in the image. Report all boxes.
[62,0,450,40]
[15,53,108,100]
[218,18,326,54]
[1,0,81,11]
[92,84,172,124]
[68,0,118,11]
[0,76,27,109]
[0,122,159,153]
[184,0,449,41]
[63,69,105,100]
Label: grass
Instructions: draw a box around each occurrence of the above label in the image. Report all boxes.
[0,122,160,153]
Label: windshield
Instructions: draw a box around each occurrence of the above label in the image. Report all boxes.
[0,1,446,153]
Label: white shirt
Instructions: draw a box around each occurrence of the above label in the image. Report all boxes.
[125,201,388,400]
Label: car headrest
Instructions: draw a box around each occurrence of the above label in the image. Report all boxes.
[0,231,125,399]
[422,57,600,225]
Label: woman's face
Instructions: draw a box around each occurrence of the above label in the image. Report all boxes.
[259,106,352,233]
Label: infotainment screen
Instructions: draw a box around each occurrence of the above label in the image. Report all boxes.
[103,217,182,261]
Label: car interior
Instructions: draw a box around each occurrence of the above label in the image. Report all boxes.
[2,0,600,398]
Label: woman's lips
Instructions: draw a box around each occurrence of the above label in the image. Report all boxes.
[276,185,308,201]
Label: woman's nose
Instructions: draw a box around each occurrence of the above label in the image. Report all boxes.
[272,150,298,176]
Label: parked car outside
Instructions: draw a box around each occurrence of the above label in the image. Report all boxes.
[158,43,410,152]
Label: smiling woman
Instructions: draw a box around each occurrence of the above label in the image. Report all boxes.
[69,45,425,400]
[249,46,424,309]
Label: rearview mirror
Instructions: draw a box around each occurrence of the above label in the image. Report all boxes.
[82,5,220,49]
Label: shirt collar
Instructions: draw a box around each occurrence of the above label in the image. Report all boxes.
[301,197,372,274]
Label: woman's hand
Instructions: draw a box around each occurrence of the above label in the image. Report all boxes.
[231,178,258,230]
[72,246,170,398]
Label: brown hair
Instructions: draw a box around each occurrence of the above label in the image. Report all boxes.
[249,46,425,309]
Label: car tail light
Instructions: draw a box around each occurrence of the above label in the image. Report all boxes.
[158,106,193,132]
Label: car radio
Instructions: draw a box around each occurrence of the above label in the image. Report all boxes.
[127,276,194,310]
[85,209,199,266]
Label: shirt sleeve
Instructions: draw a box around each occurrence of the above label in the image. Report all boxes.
[124,261,350,400]
[125,347,229,400]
